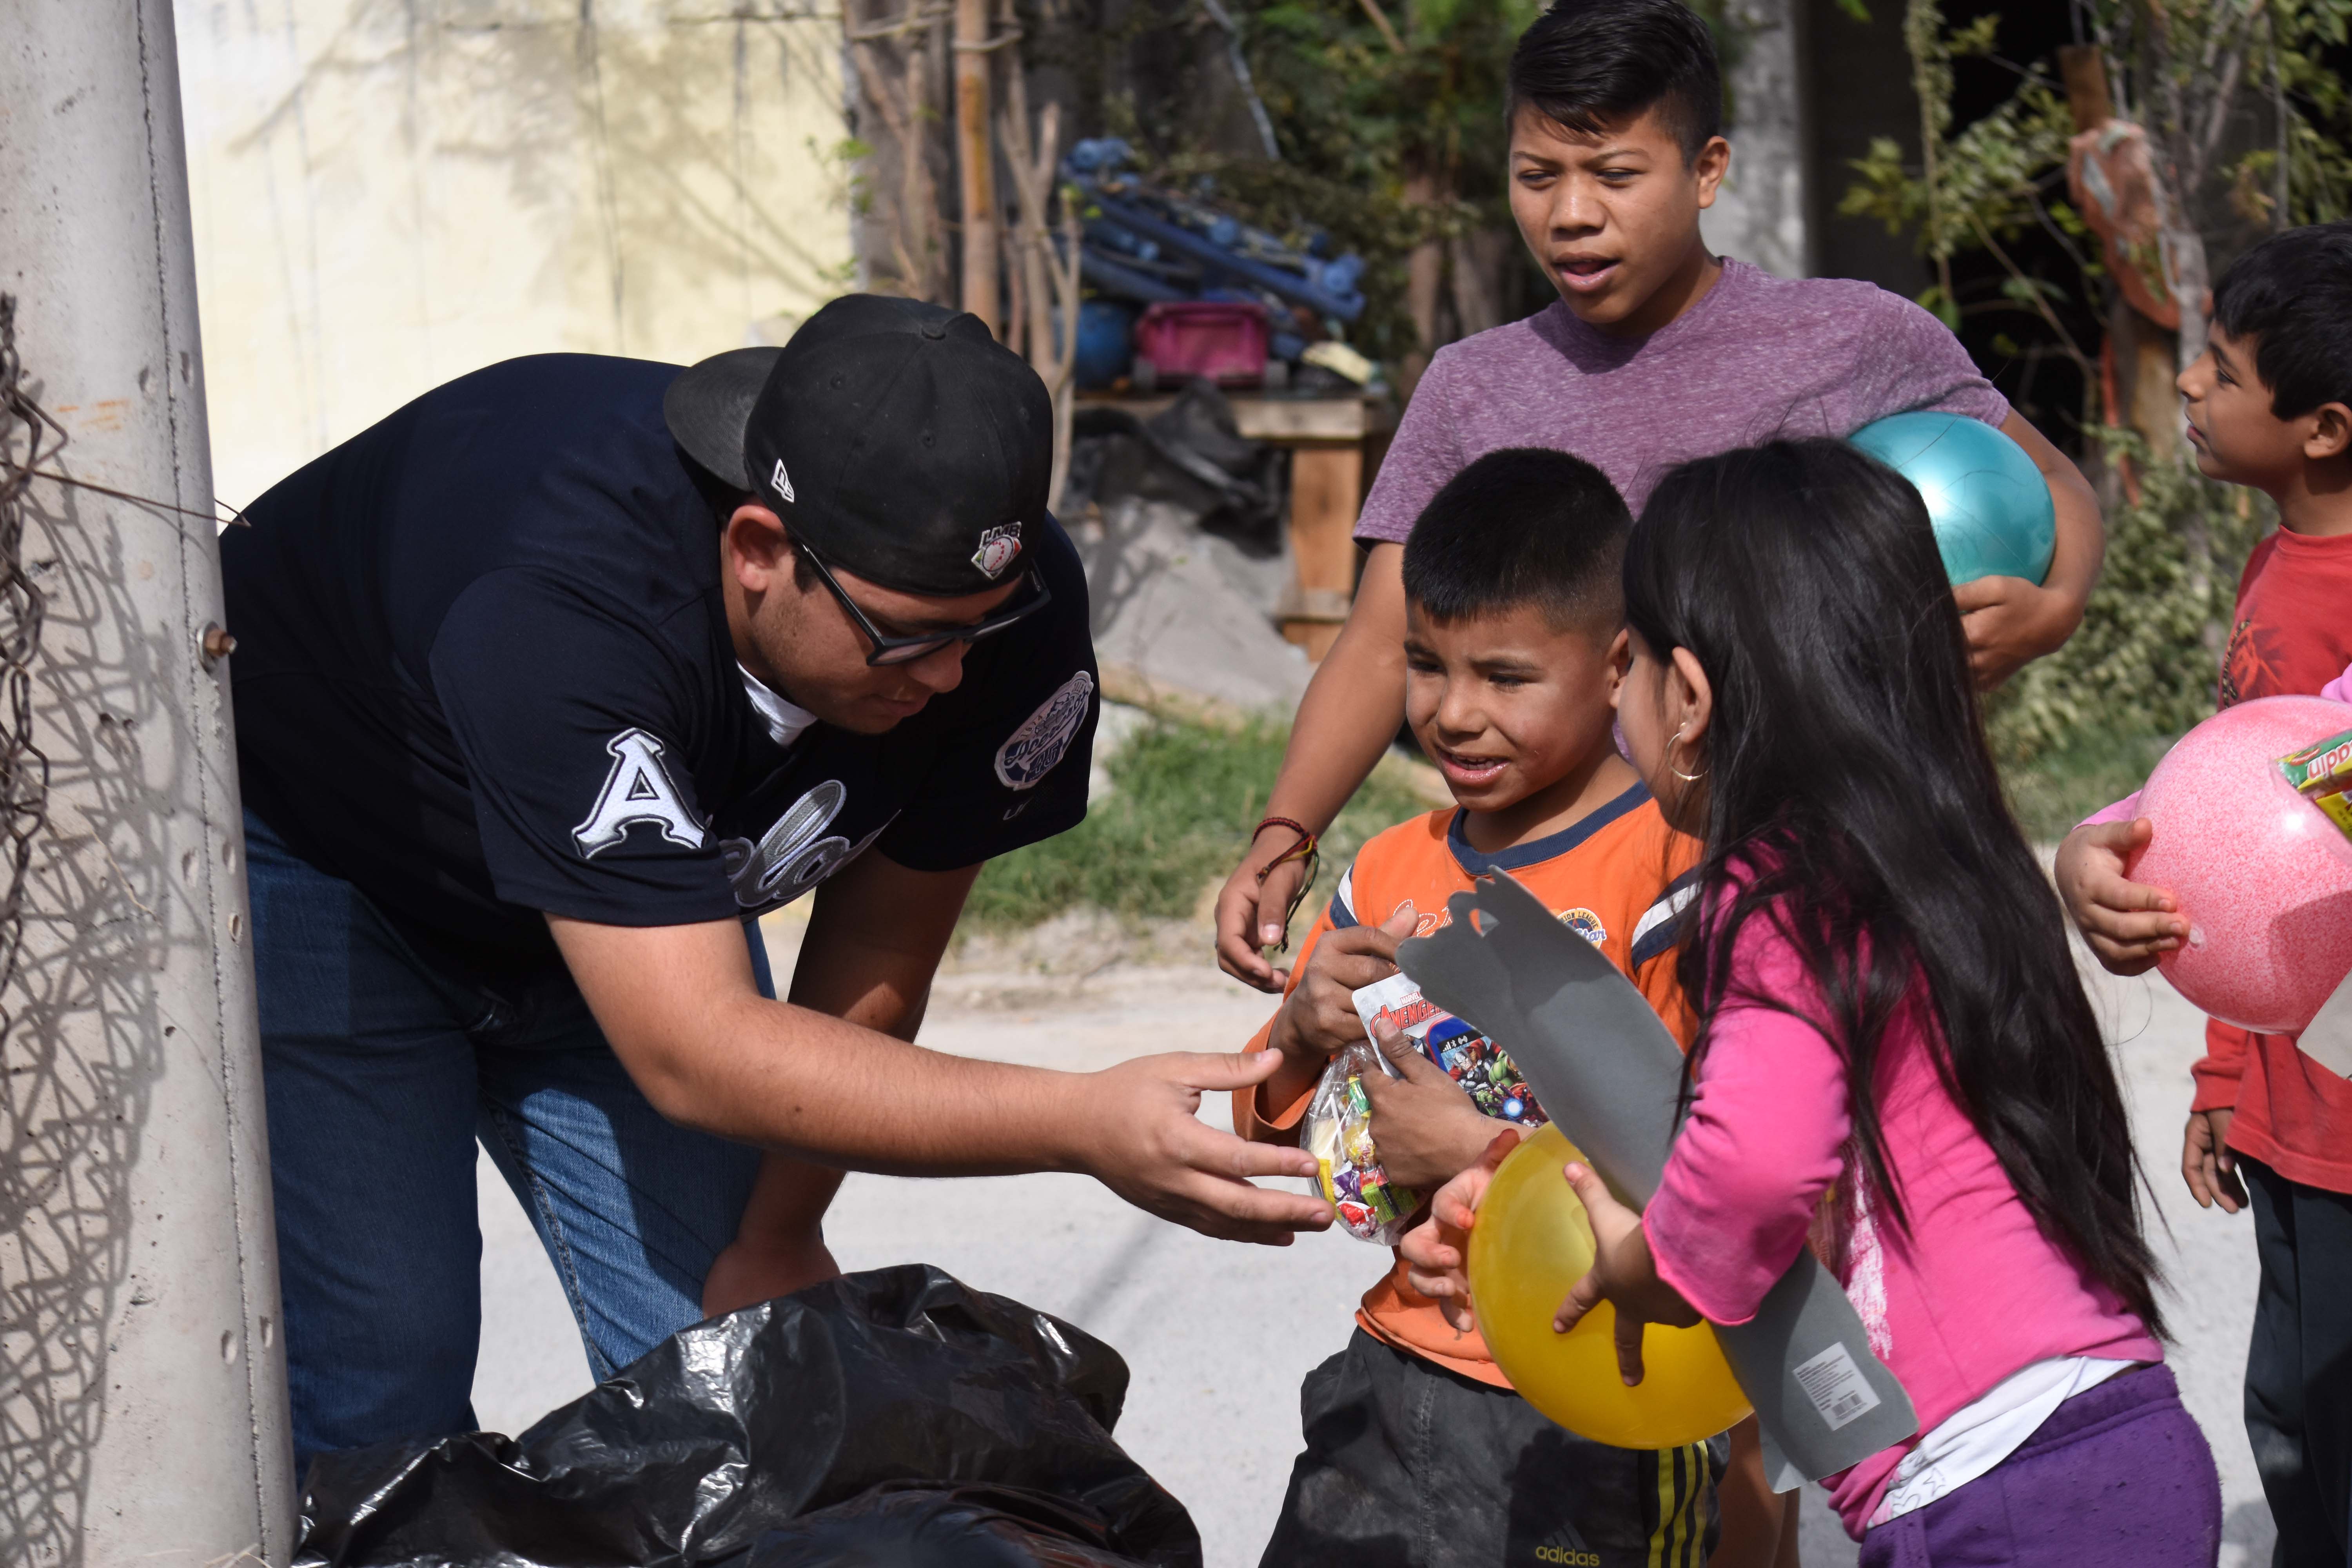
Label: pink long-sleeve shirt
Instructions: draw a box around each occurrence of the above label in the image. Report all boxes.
[1642,916,2162,1537]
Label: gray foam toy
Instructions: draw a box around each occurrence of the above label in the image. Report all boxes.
[1396,871,1917,1491]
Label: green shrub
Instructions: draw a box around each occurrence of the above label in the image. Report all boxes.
[1998,729,2178,844]
[1989,432,2269,769]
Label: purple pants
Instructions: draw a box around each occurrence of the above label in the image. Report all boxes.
[1858,1365,2221,1567]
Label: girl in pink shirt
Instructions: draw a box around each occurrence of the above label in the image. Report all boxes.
[1405,439,2220,1561]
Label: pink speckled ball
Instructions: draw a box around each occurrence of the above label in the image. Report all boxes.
[2129,696,2352,1034]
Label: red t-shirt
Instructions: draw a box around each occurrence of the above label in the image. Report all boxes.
[2192,527,2352,1192]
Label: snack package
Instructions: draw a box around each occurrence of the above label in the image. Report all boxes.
[1303,1040,1421,1244]
[1351,972,1547,1127]
[2279,726,2352,840]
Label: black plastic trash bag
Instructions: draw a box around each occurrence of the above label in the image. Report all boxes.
[294,1264,1201,1568]
[716,1481,1175,1567]
[1065,382,1286,555]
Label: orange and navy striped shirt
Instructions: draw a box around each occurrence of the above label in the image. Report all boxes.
[1237,782,1699,1386]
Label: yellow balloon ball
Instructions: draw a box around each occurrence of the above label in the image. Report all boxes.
[1470,1124,1751,1450]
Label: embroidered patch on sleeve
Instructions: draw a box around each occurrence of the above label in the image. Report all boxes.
[994,670,1094,790]
[573,728,706,857]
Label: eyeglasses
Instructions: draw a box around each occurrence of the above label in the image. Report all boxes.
[795,538,1053,666]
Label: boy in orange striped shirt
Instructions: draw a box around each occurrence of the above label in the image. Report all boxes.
[1236,450,1779,1568]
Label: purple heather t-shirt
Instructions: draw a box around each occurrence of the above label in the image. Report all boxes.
[1356,258,2012,543]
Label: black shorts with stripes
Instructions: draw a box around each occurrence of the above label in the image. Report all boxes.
[1259,1328,1723,1568]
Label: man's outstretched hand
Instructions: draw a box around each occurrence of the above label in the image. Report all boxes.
[1068,1049,1334,1243]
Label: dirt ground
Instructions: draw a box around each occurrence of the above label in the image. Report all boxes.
[472,906,2278,1567]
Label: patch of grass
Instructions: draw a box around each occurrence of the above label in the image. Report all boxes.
[1999,726,2177,843]
[962,715,1434,932]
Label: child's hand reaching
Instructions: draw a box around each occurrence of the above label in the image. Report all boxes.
[1552,1163,1701,1387]
[1399,1127,1525,1330]
[2054,818,2187,975]
[1361,1018,1503,1190]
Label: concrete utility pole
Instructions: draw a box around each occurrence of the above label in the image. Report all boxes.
[0,2,294,1563]
[1700,0,1811,280]
[955,0,1001,336]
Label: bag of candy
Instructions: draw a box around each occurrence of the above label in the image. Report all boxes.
[1303,1040,1421,1244]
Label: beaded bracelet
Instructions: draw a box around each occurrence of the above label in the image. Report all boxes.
[1250,815,1322,952]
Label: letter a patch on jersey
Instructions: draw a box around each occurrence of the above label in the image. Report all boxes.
[573,728,706,857]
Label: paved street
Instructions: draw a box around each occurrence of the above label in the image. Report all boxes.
[472,923,2275,1566]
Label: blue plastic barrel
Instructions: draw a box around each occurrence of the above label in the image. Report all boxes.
[1074,301,1136,390]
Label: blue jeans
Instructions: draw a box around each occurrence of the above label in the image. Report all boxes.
[244,810,766,1472]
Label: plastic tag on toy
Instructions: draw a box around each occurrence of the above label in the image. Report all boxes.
[1351,973,1546,1126]
[2299,965,2352,1082]
[2279,728,2352,844]
[1303,1040,1422,1244]
[1396,870,1919,1485]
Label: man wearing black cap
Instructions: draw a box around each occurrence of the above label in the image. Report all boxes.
[221,295,1327,1466]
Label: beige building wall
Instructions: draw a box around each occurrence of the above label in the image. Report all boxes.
[175,0,854,507]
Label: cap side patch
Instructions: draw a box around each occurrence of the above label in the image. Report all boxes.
[972,521,1022,580]
[770,458,796,505]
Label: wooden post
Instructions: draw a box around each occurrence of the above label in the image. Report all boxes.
[954,0,999,335]
[1279,444,1365,662]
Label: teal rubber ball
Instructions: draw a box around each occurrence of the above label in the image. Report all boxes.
[1847,411,2056,586]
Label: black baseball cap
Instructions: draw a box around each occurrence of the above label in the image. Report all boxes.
[664,294,1053,598]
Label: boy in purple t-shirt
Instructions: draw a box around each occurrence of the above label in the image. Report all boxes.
[1215,0,2102,993]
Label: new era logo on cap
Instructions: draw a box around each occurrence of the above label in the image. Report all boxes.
[971,522,1022,580]
[770,459,796,505]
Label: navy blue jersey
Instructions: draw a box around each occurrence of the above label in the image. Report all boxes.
[222,354,1095,977]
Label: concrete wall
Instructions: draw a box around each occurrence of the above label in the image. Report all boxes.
[173,0,856,507]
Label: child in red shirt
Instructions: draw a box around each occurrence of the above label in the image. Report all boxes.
[2056,220,2352,1562]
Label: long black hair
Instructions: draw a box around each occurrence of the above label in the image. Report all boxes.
[1624,439,2162,1334]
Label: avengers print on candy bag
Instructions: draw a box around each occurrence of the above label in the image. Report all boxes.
[1351,971,1547,1126]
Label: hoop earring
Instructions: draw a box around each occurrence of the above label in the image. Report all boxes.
[1669,728,1706,784]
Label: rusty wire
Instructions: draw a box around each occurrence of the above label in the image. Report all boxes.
[0,294,54,998]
